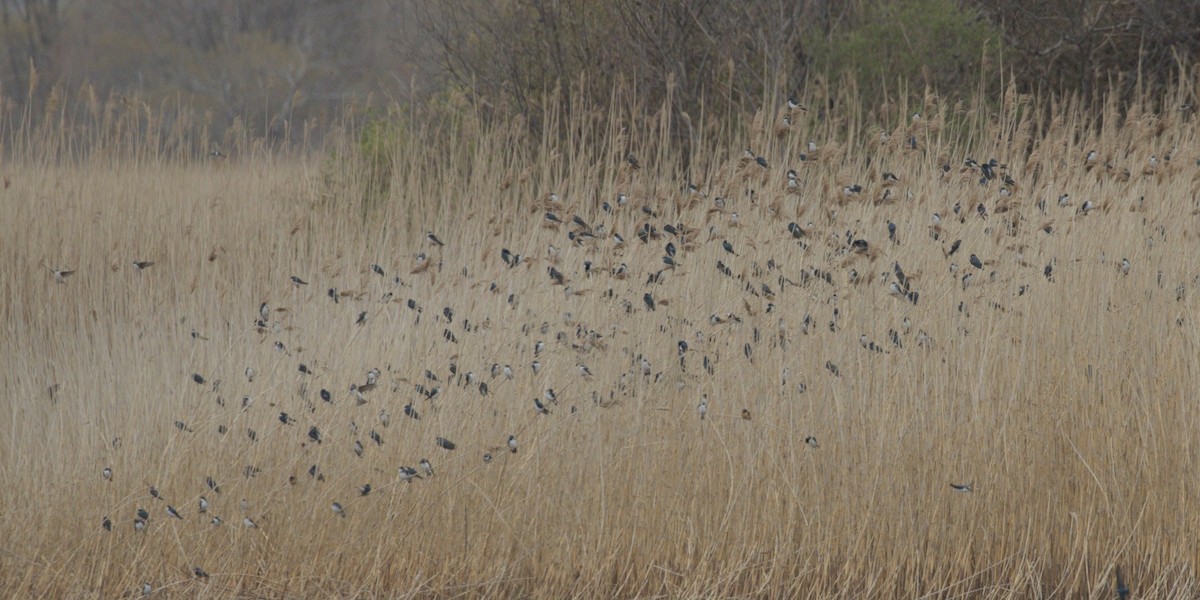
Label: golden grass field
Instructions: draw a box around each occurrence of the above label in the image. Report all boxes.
[2,87,1200,598]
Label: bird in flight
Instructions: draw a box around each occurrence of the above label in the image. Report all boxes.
[49,267,75,284]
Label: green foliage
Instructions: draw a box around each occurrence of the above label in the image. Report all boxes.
[358,116,402,209]
[808,0,1003,106]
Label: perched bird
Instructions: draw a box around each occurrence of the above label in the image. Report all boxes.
[331,502,345,518]
[698,395,708,420]
[950,482,974,493]
[166,505,183,519]
[426,232,445,246]
[193,567,209,579]
[969,254,983,269]
[436,437,456,450]
[243,517,258,528]
[741,408,752,420]
[398,466,423,482]
[102,467,112,481]
[290,275,308,286]
[508,435,518,454]
[805,436,819,449]
[359,483,372,496]
[102,516,112,531]
[131,260,154,272]
[199,497,209,513]
[420,458,434,477]
[534,397,551,415]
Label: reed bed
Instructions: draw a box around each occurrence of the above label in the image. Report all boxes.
[1,84,1199,598]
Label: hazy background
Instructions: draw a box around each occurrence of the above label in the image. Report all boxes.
[0,0,1195,150]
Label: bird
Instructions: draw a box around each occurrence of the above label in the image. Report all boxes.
[210,516,223,526]
[290,275,308,286]
[950,482,974,493]
[102,516,112,531]
[1121,258,1130,275]
[741,408,752,420]
[643,292,655,311]
[398,466,423,482]
[50,267,75,284]
[243,517,258,528]
[427,232,445,246]
[166,505,183,519]
[420,458,434,477]
[359,483,372,496]
[331,502,345,517]
[102,467,112,481]
[534,397,551,415]
[436,437,456,450]
[193,567,209,579]
[969,254,983,269]
[483,453,493,464]
[698,395,708,420]
[133,518,146,532]
[508,435,518,453]
[199,497,208,513]
[805,436,819,448]
[131,260,154,272]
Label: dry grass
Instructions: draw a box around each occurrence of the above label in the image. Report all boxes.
[2,86,1200,599]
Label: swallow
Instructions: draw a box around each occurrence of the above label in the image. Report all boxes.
[103,467,112,481]
[643,292,656,311]
[131,260,154,272]
[427,232,445,246]
[279,412,294,425]
[805,436,819,448]
[50,267,75,284]
[206,476,220,493]
[483,453,493,464]
[579,364,593,378]
[243,517,258,528]
[331,502,345,518]
[102,516,112,531]
[741,408,752,420]
[259,302,270,321]
[436,437,456,450]
[626,153,641,169]
[969,254,983,269]
[355,311,367,326]
[370,430,383,445]
[359,483,372,496]
[404,404,420,420]
[755,156,769,169]
[211,516,223,526]
[307,426,321,444]
[420,458,434,476]
[133,518,146,532]
[199,497,208,513]
[370,263,385,276]
[353,440,364,457]
[193,566,209,579]
[166,505,183,519]
[398,466,423,482]
[698,395,708,420]
[508,435,518,453]
[534,397,551,415]
[950,482,974,493]
[722,240,736,255]
[290,275,308,286]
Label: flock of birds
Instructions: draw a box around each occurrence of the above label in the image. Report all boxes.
[64,100,1188,596]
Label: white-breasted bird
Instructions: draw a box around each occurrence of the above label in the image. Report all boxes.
[508,435,518,453]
